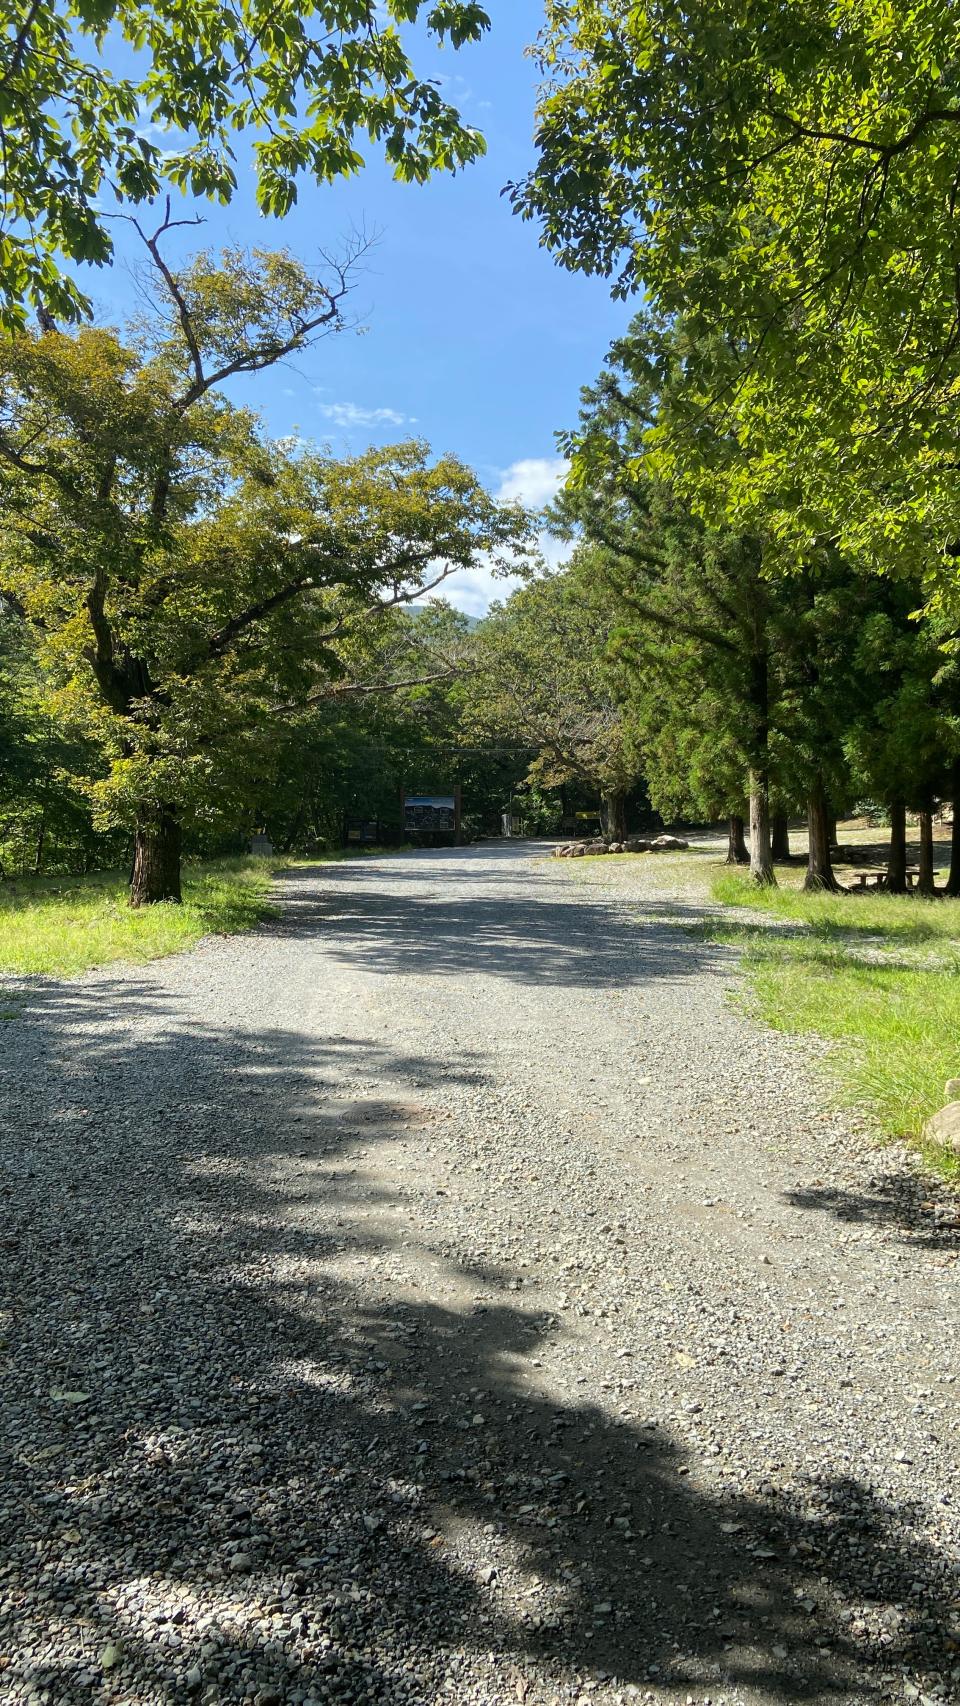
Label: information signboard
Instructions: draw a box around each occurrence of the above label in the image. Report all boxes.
[403,795,457,834]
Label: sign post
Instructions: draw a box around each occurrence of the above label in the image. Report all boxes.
[401,790,462,842]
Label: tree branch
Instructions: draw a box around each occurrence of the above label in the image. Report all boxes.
[0,0,44,93]
[765,103,960,161]
[273,665,467,717]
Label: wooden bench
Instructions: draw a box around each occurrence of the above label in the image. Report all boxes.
[851,867,919,891]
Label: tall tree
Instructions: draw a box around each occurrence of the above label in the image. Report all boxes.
[0,1,489,325]
[511,1,960,588]
[0,242,529,903]
[845,589,960,894]
[474,566,643,839]
[555,317,786,882]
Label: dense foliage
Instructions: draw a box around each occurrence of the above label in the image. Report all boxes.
[0,237,531,900]
[513,2,960,588]
[540,307,960,890]
[4,5,960,908]
[0,1,489,326]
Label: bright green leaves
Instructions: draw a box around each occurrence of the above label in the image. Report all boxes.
[516,0,960,594]
[0,0,489,327]
[422,3,489,48]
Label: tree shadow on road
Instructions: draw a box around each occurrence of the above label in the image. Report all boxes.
[273,854,731,991]
[1,980,956,1705]
[783,1177,960,1253]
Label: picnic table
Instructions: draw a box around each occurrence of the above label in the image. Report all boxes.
[851,866,919,891]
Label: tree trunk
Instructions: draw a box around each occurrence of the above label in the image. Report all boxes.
[941,757,960,893]
[601,790,627,842]
[804,779,841,891]
[749,771,776,885]
[771,811,791,862]
[946,763,960,898]
[827,808,840,857]
[917,809,936,898]
[746,609,776,886]
[130,805,182,906]
[887,799,907,894]
[725,814,749,864]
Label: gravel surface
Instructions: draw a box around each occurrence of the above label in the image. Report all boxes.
[1,840,958,1706]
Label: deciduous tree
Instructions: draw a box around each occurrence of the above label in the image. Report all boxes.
[511,1,960,587]
[0,240,529,902]
[0,1,489,325]
[474,566,643,839]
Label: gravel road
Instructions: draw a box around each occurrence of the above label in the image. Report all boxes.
[2,841,958,1706]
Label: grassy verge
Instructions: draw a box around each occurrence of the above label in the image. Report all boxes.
[708,870,960,1182]
[0,845,414,980]
[0,856,294,979]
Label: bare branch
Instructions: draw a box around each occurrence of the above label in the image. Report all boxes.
[131,197,207,398]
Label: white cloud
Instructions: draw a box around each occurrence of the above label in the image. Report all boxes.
[318,401,410,429]
[495,455,569,510]
[436,456,574,620]
[441,560,513,620]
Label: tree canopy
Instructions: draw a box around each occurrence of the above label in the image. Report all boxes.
[474,564,644,840]
[0,0,489,326]
[511,1,960,583]
[0,237,531,901]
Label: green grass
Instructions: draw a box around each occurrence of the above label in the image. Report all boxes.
[708,870,960,1182]
[0,856,291,978]
[0,845,414,979]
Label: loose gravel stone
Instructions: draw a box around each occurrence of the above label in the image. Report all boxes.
[0,841,957,1706]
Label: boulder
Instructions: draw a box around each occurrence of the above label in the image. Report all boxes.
[553,844,574,858]
[922,1101,960,1154]
[626,838,651,853]
[650,833,689,851]
[569,843,587,857]
[607,841,625,853]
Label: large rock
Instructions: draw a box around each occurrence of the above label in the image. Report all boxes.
[922,1100,960,1153]
[626,838,651,853]
[650,833,689,851]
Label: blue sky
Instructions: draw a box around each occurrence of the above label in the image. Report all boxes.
[87,5,628,614]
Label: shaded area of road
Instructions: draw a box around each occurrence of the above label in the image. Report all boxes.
[1,845,957,1705]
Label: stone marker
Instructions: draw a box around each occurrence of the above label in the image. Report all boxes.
[922,1101,960,1153]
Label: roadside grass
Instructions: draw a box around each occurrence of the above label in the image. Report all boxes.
[0,857,293,979]
[0,844,416,980]
[708,870,960,1183]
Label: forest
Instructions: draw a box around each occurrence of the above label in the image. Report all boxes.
[2,1,960,905]
[1,3,960,921]
[3,289,959,906]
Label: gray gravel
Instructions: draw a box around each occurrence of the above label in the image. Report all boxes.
[1,840,958,1706]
